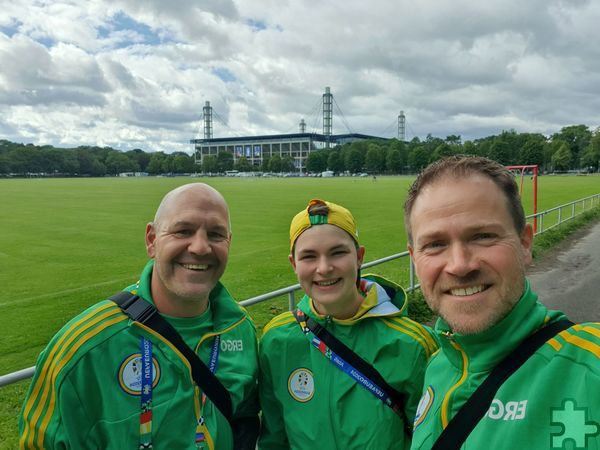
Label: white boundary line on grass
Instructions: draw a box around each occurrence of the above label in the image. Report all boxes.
[0,277,137,308]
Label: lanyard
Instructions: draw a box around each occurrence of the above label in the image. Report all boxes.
[137,335,221,450]
[195,335,221,448]
[294,309,401,415]
[139,337,153,449]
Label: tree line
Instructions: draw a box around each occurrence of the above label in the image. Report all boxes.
[1,124,599,177]
[0,143,196,176]
[305,124,600,175]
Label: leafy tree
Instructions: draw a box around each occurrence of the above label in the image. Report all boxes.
[260,156,271,172]
[462,141,478,156]
[91,159,107,176]
[234,156,252,172]
[365,144,385,173]
[126,149,151,172]
[172,153,196,173]
[344,148,364,173]
[431,143,455,163]
[60,151,80,174]
[162,155,175,173]
[423,134,445,154]
[388,139,407,172]
[38,148,65,174]
[581,131,600,172]
[216,151,233,172]
[327,150,343,172]
[552,125,592,169]
[269,154,282,173]
[473,138,493,158]
[10,146,42,174]
[306,151,327,173]
[520,137,545,167]
[202,155,218,173]
[147,152,166,174]
[445,135,462,145]
[105,151,139,174]
[488,140,511,165]
[281,155,295,172]
[0,154,9,174]
[386,149,402,173]
[408,146,429,172]
[551,143,572,171]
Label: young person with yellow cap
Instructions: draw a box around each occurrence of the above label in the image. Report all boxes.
[258,199,438,450]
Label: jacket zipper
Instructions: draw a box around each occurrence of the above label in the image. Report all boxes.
[440,333,469,429]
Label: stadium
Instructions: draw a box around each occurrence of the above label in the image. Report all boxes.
[190,87,405,171]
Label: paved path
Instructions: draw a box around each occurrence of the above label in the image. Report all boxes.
[528,220,600,323]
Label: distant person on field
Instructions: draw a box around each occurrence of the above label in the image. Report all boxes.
[19,183,259,450]
[258,198,438,450]
[405,155,600,449]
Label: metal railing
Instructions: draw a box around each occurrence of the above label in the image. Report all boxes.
[529,193,600,235]
[1,193,599,388]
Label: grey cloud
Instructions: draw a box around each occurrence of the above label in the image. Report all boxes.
[2,0,600,150]
[0,35,111,106]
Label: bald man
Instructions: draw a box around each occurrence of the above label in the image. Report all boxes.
[20,183,259,450]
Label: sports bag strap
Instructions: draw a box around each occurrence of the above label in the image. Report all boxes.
[293,309,410,434]
[110,291,234,425]
[431,319,574,450]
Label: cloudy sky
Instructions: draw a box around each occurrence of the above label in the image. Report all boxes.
[1,0,599,154]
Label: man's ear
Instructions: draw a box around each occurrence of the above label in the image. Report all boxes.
[145,223,156,258]
[520,223,534,265]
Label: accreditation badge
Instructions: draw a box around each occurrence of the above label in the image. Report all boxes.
[288,368,315,402]
[118,353,161,395]
[414,386,435,429]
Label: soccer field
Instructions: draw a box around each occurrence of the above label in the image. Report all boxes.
[0,174,599,447]
[1,174,599,373]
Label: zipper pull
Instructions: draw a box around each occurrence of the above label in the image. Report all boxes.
[442,330,455,341]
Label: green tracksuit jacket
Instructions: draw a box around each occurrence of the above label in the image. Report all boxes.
[19,260,259,450]
[410,280,600,450]
[258,275,438,450]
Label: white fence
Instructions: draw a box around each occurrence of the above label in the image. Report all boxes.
[1,193,599,388]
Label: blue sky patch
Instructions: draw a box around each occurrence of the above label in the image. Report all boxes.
[35,35,56,48]
[97,11,170,47]
[0,20,22,38]
[245,19,267,32]
[212,67,237,83]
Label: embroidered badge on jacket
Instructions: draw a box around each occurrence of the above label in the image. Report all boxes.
[288,368,315,402]
[118,353,161,395]
[414,386,435,429]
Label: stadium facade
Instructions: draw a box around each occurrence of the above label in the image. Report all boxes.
[191,132,386,171]
[190,87,397,172]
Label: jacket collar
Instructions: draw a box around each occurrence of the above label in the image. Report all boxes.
[133,260,246,332]
[435,279,566,372]
[299,274,407,325]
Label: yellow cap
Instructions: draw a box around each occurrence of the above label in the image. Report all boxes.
[289,199,359,251]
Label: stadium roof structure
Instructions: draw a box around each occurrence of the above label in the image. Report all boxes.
[190,132,388,145]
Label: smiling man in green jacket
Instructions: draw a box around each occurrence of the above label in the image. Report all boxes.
[405,155,600,449]
[19,183,259,450]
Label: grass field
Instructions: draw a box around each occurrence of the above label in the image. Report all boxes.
[1,174,599,448]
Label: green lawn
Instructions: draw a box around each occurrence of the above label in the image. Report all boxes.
[0,174,598,448]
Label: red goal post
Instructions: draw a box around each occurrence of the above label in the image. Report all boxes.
[505,165,538,234]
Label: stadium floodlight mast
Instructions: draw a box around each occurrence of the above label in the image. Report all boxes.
[506,165,539,234]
